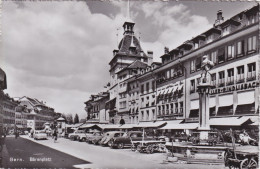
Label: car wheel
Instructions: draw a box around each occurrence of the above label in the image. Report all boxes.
[108,140,113,147]
[131,145,136,152]
[117,143,124,149]
[82,138,86,142]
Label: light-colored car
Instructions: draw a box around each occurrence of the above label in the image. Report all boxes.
[68,130,85,141]
[34,130,47,140]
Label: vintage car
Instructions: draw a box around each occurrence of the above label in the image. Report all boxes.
[99,131,125,146]
[111,131,154,149]
[34,130,47,140]
[190,132,222,146]
[68,130,85,141]
[87,132,103,144]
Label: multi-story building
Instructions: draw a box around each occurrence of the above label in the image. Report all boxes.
[86,5,259,130]
[15,105,29,130]
[154,5,259,128]
[18,96,56,130]
[85,92,109,124]
[3,94,19,131]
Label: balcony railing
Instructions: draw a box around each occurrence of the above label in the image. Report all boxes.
[218,79,225,87]
[227,76,234,85]
[211,80,216,86]
[247,71,256,81]
[237,74,245,83]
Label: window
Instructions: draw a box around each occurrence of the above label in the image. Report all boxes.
[179,102,183,114]
[218,71,225,86]
[206,34,213,43]
[248,36,257,52]
[170,104,174,114]
[227,68,234,85]
[217,47,225,63]
[227,44,235,59]
[190,80,195,93]
[190,59,196,72]
[237,41,244,56]
[146,82,149,93]
[141,85,144,94]
[196,57,202,70]
[248,14,256,25]
[247,62,256,81]
[237,66,244,83]
[152,81,155,91]
[158,106,161,115]
[194,42,199,49]
[166,70,170,79]
[175,103,178,113]
[170,68,175,77]
[210,51,217,64]
[211,73,216,86]
[222,26,230,36]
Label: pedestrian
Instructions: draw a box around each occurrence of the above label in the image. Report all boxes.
[53,129,58,143]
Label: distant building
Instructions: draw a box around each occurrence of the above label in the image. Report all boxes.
[84,92,109,124]
[18,96,56,130]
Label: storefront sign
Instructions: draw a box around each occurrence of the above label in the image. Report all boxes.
[210,81,259,95]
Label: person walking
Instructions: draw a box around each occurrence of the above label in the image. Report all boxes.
[53,129,58,143]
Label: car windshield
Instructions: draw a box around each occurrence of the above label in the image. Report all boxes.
[114,133,124,137]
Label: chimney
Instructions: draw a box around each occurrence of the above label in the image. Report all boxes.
[217,10,223,21]
[214,9,224,27]
[147,50,153,66]
[164,47,169,54]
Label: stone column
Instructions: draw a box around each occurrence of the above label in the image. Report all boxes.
[197,85,212,140]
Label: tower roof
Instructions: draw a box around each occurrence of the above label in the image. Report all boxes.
[118,34,147,57]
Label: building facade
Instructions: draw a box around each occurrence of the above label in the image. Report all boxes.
[84,92,110,124]
[18,96,56,130]
[86,5,259,129]
[3,94,19,131]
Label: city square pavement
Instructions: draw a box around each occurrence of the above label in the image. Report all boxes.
[3,135,227,169]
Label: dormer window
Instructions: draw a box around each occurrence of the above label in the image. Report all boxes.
[222,26,230,36]
[206,35,213,43]
[194,43,199,49]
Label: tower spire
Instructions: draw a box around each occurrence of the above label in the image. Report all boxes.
[127,0,130,20]
[123,0,135,35]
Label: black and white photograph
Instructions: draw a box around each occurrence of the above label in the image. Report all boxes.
[0,0,259,168]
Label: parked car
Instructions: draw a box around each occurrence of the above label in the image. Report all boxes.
[87,132,103,144]
[34,130,47,140]
[111,131,154,149]
[99,131,125,146]
[68,130,85,141]
[190,132,222,146]
[77,131,98,142]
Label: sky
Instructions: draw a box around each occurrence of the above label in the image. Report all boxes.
[0,0,257,119]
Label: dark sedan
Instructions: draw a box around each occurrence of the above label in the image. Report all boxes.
[111,131,154,149]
